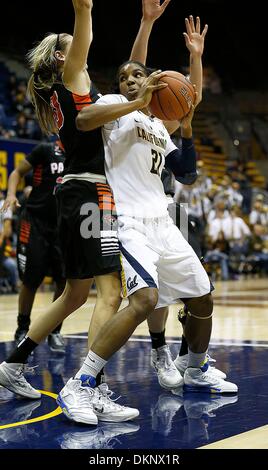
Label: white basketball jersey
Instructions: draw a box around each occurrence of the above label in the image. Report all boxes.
[96,94,177,218]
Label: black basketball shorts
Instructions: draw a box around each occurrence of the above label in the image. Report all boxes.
[17,209,65,289]
[55,179,121,279]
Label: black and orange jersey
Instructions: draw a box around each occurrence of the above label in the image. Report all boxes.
[49,81,105,176]
[26,141,65,223]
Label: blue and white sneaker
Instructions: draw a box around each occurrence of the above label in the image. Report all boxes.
[183,363,238,394]
[174,353,227,380]
[56,376,98,425]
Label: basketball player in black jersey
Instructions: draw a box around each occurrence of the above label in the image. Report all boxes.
[1,140,66,353]
[0,0,152,424]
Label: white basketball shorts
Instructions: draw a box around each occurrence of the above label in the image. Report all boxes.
[118,215,211,308]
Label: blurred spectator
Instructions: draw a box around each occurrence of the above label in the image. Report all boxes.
[248,224,268,274]
[214,180,243,209]
[249,200,268,226]
[0,126,16,139]
[207,200,229,224]
[204,240,229,281]
[207,204,251,273]
[227,205,251,256]
[15,113,31,139]
[205,204,230,280]
[209,205,250,246]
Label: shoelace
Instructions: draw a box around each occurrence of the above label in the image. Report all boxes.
[76,384,95,408]
[97,384,124,410]
[14,365,39,389]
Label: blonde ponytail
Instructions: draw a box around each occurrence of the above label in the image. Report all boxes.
[26,33,70,135]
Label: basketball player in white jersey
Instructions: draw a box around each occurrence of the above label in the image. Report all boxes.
[62,59,238,411]
[130,10,227,389]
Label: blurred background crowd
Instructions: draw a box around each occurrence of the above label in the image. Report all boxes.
[0,0,267,291]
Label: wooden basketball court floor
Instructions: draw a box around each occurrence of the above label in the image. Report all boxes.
[0,277,268,452]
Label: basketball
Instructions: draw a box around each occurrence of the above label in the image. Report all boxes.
[149,70,195,121]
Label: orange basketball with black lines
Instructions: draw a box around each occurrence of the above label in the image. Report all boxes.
[149,70,195,121]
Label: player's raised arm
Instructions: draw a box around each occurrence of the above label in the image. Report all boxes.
[130,0,171,64]
[163,16,207,135]
[63,0,93,89]
[184,15,208,106]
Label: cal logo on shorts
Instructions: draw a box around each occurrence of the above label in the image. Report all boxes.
[127,275,138,291]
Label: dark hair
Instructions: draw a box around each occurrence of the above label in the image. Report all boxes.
[110,60,157,93]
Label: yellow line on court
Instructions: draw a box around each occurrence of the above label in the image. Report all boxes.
[0,390,62,430]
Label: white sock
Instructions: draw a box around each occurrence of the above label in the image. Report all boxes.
[188,350,207,368]
[75,350,107,379]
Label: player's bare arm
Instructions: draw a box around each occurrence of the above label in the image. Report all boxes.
[184,15,208,106]
[163,16,207,135]
[63,0,93,94]
[130,0,171,64]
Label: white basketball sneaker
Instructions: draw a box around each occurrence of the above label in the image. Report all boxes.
[183,365,238,394]
[174,353,227,380]
[93,383,139,422]
[151,345,184,390]
[56,377,98,425]
[0,362,41,399]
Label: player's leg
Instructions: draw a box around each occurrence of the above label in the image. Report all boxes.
[148,307,183,389]
[0,278,93,399]
[174,303,227,379]
[181,292,236,392]
[45,234,67,351]
[55,181,141,424]
[15,211,47,344]
[57,221,161,423]
[48,278,67,353]
[15,284,37,344]
[87,271,121,385]
[57,286,157,424]
[88,272,121,348]
[157,219,237,393]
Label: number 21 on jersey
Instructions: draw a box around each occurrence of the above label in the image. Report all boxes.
[150,149,164,176]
